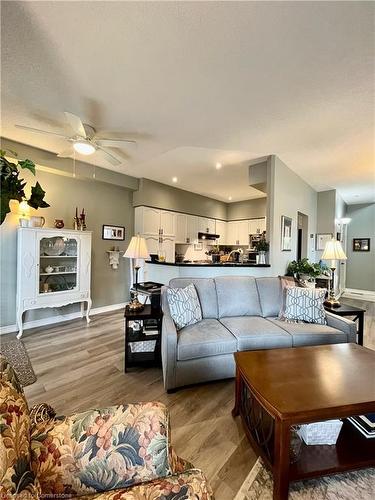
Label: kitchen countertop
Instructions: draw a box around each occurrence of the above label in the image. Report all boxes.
[145,261,270,267]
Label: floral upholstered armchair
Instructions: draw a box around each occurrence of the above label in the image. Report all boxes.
[0,355,213,499]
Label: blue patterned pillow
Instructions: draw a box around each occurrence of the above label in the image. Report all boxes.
[166,284,203,330]
[283,287,327,324]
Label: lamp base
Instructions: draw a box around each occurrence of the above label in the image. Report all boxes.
[128,298,144,311]
[324,298,341,308]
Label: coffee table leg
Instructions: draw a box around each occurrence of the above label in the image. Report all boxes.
[358,312,364,346]
[273,420,290,500]
[232,366,242,417]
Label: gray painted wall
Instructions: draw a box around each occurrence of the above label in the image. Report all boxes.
[346,203,375,291]
[133,178,228,219]
[227,198,267,220]
[0,153,135,328]
[317,190,336,235]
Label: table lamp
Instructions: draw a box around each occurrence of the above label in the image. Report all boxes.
[124,235,150,311]
[321,238,347,308]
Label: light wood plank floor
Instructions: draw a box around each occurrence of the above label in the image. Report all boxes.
[3,298,374,499]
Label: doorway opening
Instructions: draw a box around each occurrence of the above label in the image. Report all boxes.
[297,212,308,260]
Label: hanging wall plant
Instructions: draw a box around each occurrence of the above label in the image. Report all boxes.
[0,149,50,225]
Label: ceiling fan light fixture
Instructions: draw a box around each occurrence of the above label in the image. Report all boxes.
[73,140,96,155]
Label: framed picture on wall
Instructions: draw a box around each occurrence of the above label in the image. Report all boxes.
[353,238,370,252]
[102,225,125,241]
[281,216,292,251]
[316,233,332,251]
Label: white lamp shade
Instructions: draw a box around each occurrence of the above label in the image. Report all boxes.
[321,239,347,261]
[124,235,150,260]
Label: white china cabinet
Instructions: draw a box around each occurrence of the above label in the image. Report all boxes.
[16,228,92,338]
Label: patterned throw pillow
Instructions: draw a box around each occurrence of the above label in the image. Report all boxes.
[166,284,203,330]
[283,287,327,324]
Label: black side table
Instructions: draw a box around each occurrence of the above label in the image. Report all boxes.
[324,303,365,346]
[124,305,162,372]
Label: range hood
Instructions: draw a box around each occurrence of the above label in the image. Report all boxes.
[198,232,220,241]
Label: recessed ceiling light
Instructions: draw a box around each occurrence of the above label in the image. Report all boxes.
[228,196,232,201]
[215,162,222,170]
[172,177,178,183]
[73,140,96,155]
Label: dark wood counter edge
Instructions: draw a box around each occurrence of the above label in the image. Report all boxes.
[145,261,271,267]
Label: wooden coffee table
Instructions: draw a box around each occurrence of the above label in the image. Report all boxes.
[232,344,375,500]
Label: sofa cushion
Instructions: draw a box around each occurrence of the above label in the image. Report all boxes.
[267,318,349,346]
[220,316,292,350]
[166,284,202,330]
[169,278,218,319]
[255,277,283,317]
[214,277,262,318]
[177,319,237,361]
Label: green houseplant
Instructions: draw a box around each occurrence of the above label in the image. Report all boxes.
[253,237,269,264]
[0,150,50,225]
[286,258,329,284]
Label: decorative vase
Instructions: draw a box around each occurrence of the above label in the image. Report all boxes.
[258,251,266,264]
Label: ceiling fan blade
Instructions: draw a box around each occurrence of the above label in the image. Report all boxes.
[57,148,74,158]
[15,124,68,138]
[97,146,122,166]
[64,112,87,138]
[95,138,136,148]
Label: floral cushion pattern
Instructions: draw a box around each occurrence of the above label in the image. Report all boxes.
[77,469,213,500]
[30,402,173,497]
[0,355,40,498]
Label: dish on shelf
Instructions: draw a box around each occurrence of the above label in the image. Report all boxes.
[41,237,65,256]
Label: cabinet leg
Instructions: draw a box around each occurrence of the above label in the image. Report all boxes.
[16,310,24,339]
[85,299,92,324]
[80,302,84,319]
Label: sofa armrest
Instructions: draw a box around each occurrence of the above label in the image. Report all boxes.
[161,286,178,391]
[30,402,176,497]
[325,311,357,342]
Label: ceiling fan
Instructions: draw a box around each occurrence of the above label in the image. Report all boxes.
[15,112,136,166]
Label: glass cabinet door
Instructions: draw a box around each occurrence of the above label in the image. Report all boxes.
[39,236,79,294]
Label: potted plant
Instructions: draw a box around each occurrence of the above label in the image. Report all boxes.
[253,237,270,264]
[286,258,329,287]
[205,245,221,263]
[0,150,49,225]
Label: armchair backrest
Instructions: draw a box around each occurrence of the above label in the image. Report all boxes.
[0,354,38,497]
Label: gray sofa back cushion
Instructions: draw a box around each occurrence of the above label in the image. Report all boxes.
[255,277,283,317]
[214,276,262,318]
[168,278,218,319]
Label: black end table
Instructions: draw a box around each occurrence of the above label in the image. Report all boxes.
[324,303,365,346]
[124,305,162,372]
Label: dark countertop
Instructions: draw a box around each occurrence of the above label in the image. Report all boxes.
[145,261,270,268]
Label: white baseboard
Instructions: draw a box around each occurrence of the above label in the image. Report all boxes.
[342,288,375,302]
[0,302,128,335]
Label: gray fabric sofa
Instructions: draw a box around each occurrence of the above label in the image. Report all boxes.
[161,276,357,391]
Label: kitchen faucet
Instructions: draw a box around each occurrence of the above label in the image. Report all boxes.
[228,248,244,263]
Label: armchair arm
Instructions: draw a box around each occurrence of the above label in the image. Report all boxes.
[325,311,357,342]
[30,402,175,497]
[161,287,178,391]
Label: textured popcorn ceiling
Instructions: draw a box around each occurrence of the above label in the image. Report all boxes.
[1,1,374,203]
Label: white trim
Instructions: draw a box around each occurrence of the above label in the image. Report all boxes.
[0,302,128,335]
[342,288,375,302]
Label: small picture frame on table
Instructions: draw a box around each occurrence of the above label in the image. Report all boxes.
[102,225,125,241]
[353,238,370,252]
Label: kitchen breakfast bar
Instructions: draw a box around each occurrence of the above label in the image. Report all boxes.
[143,261,272,284]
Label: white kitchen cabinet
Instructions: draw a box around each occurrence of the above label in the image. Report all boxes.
[16,228,92,338]
[144,235,160,256]
[249,218,266,235]
[186,215,199,244]
[226,222,237,245]
[175,213,188,243]
[197,217,216,234]
[160,210,175,236]
[226,220,250,246]
[215,220,227,245]
[161,236,175,263]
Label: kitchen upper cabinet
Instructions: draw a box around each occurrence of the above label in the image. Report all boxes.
[226,220,250,246]
[175,213,188,243]
[249,218,266,235]
[160,210,175,236]
[197,217,216,234]
[161,236,175,262]
[186,215,199,244]
[144,235,160,255]
[215,220,226,245]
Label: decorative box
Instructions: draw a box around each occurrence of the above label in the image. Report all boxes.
[129,340,156,353]
[297,419,343,445]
